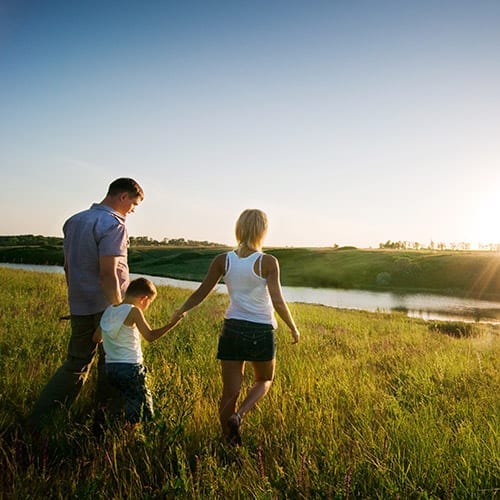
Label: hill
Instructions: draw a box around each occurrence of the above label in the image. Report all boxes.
[1,241,500,300]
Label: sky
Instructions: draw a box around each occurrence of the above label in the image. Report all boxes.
[1,0,499,248]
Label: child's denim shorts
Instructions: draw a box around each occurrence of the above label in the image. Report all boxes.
[217,318,276,362]
[106,363,153,423]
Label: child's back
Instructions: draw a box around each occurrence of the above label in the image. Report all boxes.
[101,303,143,364]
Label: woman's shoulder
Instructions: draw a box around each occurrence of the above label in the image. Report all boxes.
[262,252,277,262]
[261,253,278,274]
[211,252,230,271]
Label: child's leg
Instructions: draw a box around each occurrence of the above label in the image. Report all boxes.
[123,365,153,423]
[107,364,153,424]
[138,366,154,422]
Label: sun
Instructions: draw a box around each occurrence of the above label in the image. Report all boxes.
[473,194,500,249]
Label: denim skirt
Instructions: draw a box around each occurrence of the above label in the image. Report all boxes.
[217,318,276,362]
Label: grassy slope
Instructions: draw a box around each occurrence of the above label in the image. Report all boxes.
[1,268,499,498]
[270,248,500,299]
[2,245,500,299]
[129,246,500,300]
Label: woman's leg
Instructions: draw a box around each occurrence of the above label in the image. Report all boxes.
[219,360,245,437]
[237,359,275,418]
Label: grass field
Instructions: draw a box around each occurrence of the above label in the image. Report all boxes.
[0,268,499,498]
[3,245,500,300]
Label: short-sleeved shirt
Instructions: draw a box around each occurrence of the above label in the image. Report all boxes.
[63,203,129,315]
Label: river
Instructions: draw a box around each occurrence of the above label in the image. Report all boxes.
[2,262,500,324]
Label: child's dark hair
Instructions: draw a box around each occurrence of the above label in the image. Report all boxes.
[107,178,144,199]
[126,278,157,298]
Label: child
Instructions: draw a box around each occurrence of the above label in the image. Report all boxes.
[93,277,182,424]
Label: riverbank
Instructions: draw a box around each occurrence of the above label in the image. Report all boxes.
[5,262,500,324]
[1,244,500,300]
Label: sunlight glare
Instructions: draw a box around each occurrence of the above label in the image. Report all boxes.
[474,194,500,248]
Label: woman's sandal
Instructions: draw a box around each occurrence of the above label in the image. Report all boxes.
[227,412,242,446]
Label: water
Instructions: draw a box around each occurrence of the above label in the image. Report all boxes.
[3,262,500,324]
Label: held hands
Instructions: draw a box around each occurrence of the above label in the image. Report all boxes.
[169,309,186,326]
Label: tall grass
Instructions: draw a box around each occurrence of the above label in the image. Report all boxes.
[0,268,498,498]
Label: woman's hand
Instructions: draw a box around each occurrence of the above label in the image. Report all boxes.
[170,309,186,325]
[291,328,300,344]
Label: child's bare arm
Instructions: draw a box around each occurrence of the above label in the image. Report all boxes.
[130,307,183,343]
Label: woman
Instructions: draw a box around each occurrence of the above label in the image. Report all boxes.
[171,209,300,445]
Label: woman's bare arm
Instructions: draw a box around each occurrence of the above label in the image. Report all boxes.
[263,254,300,344]
[170,253,226,321]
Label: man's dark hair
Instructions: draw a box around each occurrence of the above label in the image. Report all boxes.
[107,178,144,199]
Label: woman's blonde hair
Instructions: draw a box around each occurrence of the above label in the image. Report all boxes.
[235,209,268,249]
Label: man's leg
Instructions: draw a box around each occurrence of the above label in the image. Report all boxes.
[95,341,123,418]
[29,314,100,427]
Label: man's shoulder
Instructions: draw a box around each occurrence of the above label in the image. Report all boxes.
[64,204,124,230]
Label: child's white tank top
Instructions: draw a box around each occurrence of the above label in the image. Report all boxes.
[100,303,143,364]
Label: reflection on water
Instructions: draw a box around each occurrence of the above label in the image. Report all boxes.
[281,285,500,324]
[3,263,500,324]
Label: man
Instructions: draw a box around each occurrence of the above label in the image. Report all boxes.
[30,177,144,428]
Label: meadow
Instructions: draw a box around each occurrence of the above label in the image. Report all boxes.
[0,268,499,498]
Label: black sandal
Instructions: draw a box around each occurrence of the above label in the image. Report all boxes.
[227,412,242,446]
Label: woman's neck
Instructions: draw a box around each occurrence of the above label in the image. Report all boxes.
[236,243,261,256]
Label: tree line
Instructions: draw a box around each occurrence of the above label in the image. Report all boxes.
[2,235,499,251]
[378,240,500,252]
[0,235,225,248]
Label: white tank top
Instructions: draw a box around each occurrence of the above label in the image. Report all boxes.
[100,303,143,364]
[224,251,277,328]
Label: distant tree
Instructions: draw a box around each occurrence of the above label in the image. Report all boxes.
[129,236,162,246]
[379,240,409,250]
[0,235,63,246]
[1,234,225,249]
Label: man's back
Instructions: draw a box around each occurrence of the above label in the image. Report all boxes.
[63,203,129,315]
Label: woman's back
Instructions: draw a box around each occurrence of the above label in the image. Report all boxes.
[224,250,277,327]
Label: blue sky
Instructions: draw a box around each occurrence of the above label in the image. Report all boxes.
[1,0,499,248]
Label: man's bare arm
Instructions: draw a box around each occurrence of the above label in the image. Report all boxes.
[99,255,122,305]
